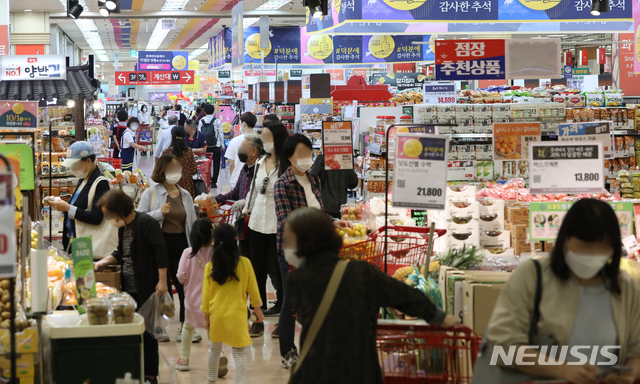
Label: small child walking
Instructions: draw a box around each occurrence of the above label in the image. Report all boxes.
[176,218,227,375]
[202,223,264,384]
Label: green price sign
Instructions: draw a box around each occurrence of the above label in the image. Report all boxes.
[72,237,97,314]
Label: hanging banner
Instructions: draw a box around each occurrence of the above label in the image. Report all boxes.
[618,34,640,96]
[363,35,427,63]
[565,51,572,66]
[580,50,588,66]
[371,73,427,90]
[598,48,606,64]
[435,40,505,81]
[138,51,188,71]
[635,0,640,73]
[322,121,354,170]
[244,27,301,64]
[232,2,244,68]
[0,55,66,81]
[558,122,614,159]
[209,29,230,69]
[529,142,604,195]
[0,101,38,128]
[392,133,449,210]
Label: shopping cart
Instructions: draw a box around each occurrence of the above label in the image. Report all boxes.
[208,202,234,225]
[97,156,122,170]
[377,321,480,384]
[340,226,446,276]
[196,153,213,191]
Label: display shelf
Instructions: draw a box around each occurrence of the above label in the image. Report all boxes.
[302,126,322,130]
[614,130,640,136]
[450,134,492,139]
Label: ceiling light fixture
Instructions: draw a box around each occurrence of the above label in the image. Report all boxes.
[590,0,609,15]
[305,0,326,19]
[67,100,75,108]
[68,0,84,19]
[24,9,32,12]
[189,43,209,60]
[312,5,322,18]
[105,0,119,10]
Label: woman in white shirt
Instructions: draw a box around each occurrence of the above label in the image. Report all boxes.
[138,104,152,125]
[242,122,289,337]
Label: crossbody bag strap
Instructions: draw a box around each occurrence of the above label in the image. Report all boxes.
[151,186,156,210]
[86,176,108,211]
[528,259,542,339]
[291,260,349,377]
[245,162,260,215]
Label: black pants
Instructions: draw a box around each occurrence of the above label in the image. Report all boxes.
[278,254,295,356]
[208,147,222,186]
[113,146,120,159]
[249,230,283,309]
[163,232,188,322]
[132,293,159,377]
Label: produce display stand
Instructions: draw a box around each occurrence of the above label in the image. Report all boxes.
[44,312,145,384]
[376,320,480,384]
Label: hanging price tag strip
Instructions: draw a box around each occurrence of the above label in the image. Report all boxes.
[529,142,604,195]
[558,122,614,159]
[322,121,353,170]
[423,83,456,105]
[392,133,449,210]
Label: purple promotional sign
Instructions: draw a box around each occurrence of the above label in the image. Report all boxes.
[149,92,168,101]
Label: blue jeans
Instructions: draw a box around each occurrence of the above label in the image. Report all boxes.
[278,254,296,357]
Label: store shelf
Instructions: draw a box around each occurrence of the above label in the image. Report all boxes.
[449,134,492,138]
[302,126,322,130]
[614,130,640,136]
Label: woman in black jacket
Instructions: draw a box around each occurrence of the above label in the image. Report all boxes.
[283,207,459,384]
[94,190,169,384]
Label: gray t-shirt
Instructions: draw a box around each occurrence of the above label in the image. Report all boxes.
[566,284,617,363]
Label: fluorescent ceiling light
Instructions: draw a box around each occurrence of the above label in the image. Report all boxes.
[255,0,290,10]
[243,17,259,28]
[189,43,208,60]
[162,0,190,10]
[24,9,32,12]
[147,19,172,50]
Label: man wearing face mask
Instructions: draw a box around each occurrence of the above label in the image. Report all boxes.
[225,112,257,188]
[121,117,150,172]
[48,141,117,257]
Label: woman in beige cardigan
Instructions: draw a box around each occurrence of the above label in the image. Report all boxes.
[487,199,640,384]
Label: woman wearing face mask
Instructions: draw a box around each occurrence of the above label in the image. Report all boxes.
[48,141,117,258]
[121,117,149,172]
[138,154,198,343]
[138,104,151,125]
[94,189,169,384]
[273,134,327,369]
[484,198,640,384]
[161,126,197,198]
[284,207,458,384]
[241,122,289,338]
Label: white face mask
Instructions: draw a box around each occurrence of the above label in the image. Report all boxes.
[109,218,126,228]
[284,248,304,268]
[263,142,275,154]
[293,157,313,173]
[71,167,88,179]
[565,250,610,280]
[165,172,182,185]
[130,124,139,131]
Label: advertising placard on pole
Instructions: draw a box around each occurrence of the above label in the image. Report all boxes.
[529,141,604,195]
[392,133,449,210]
[322,121,353,170]
[71,237,97,314]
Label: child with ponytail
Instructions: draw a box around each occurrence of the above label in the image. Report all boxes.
[176,218,228,375]
[201,223,264,384]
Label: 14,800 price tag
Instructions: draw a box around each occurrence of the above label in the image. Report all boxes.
[423,82,456,105]
[528,141,604,195]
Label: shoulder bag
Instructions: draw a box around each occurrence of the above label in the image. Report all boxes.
[74,176,119,259]
[193,169,208,197]
[471,260,555,384]
[290,260,349,381]
[235,162,260,240]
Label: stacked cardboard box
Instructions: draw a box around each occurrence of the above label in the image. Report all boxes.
[504,204,544,255]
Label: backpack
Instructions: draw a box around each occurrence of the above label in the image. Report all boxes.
[201,117,218,148]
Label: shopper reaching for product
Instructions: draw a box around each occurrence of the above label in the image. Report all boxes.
[201,223,263,384]
[283,207,458,384]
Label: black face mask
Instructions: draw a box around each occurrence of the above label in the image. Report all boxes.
[237,152,249,163]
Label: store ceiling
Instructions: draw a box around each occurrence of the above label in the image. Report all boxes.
[10,0,306,66]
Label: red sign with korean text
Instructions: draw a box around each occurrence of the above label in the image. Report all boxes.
[565,52,572,66]
[617,34,640,96]
[598,48,606,65]
[115,70,195,85]
[580,50,588,66]
[435,39,505,80]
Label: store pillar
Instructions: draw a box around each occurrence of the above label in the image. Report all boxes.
[9,11,50,55]
[74,100,85,140]
[0,0,8,56]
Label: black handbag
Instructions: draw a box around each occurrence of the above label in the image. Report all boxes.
[235,162,260,240]
[193,170,208,197]
[471,260,555,384]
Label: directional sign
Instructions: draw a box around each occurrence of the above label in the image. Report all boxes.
[115,70,195,85]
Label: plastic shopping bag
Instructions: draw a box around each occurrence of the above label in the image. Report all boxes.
[138,292,174,339]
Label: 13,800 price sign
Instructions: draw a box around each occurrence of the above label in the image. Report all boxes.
[393,133,450,210]
[528,142,604,195]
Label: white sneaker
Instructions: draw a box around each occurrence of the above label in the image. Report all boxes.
[281,348,299,370]
[192,332,203,343]
[158,330,170,342]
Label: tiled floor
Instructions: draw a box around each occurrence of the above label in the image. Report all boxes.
[138,152,297,384]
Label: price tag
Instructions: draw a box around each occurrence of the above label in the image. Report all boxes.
[529,142,604,195]
[393,133,449,210]
[558,122,614,159]
[423,82,456,105]
[622,235,640,256]
[322,121,353,170]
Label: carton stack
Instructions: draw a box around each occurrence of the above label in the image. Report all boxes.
[0,327,38,384]
[505,204,543,255]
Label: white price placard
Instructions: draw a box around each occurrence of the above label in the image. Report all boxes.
[529,141,604,195]
[558,122,614,159]
[392,133,449,210]
[423,82,456,105]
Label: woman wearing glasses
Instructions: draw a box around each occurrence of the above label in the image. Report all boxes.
[242,122,289,338]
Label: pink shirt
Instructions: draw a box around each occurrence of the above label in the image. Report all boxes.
[177,247,211,328]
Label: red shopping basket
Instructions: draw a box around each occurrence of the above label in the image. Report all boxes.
[377,322,481,384]
[340,226,446,276]
[208,203,234,225]
[97,156,122,170]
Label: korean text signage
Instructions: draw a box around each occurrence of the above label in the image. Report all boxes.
[138,51,188,71]
[435,40,505,81]
[218,70,231,79]
[71,237,97,313]
[388,124,438,163]
[392,133,449,210]
[423,82,456,104]
[0,173,15,278]
[115,71,195,85]
[0,144,34,190]
[0,101,38,128]
[493,122,541,161]
[322,121,354,170]
[289,69,302,77]
[231,2,244,68]
[530,201,633,241]
[371,73,427,90]
[558,122,614,159]
[0,55,66,81]
[529,142,604,195]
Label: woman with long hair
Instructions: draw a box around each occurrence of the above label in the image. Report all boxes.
[162,126,197,198]
[201,223,264,384]
[241,122,289,338]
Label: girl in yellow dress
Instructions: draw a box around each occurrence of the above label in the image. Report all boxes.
[201,223,264,384]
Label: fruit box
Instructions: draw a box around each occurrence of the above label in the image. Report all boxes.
[0,352,35,378]
[505,205,529,224]
[0,328,38,354]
